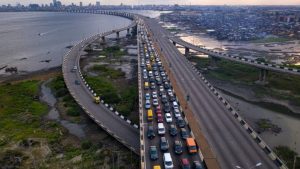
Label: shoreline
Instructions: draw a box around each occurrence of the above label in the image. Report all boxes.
[0,66,62,83]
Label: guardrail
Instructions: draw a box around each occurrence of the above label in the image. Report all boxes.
[62,11,140,154]
[170,37,300,76]
[183,52,288,169]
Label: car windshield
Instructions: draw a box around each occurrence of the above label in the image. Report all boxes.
[166,161,172,166]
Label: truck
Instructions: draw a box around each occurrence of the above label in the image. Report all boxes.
[186,138,197,154]
[94,96,100,104]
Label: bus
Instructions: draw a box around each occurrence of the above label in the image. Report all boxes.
[186,138,197,154]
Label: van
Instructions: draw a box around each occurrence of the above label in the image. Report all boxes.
[186,138,197,154]
[157,123,165,135]
[172,101,178,109]
[147,109,153,122]
[144,82,149,90]
[163,153,174,169]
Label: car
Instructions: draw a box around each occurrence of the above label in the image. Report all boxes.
[149,77,155,83]
[164,103,171,113]
[172,101,179,109]
[156,79,162,85]
[152,91,158,99]
[73,65,77,70]
[145,93,151,100]
[167,89,173,96]
[162,76,168,82]
[159,67,164,72]
[154,71,159,76]
[169,124,177,136]
[157,113,163,123]
[173,108,180,116]
[161,94,168,104]
[163,153,173,169]
[164,82,171,89]
[180,128,189,139]
[147,125,155,139]
[177,117,186,128]
[158,123,165,135]
[161,71,166,77]
[149,146,158,161]
[193,161,203,169]
[160,137,169,151]
[165,113,172,123]
[181,158,191,169]
[153,98,159,106]
[150,82,156,90]
[145,100,151,109]
[74,80,80,85]
[156,105,161,113]
[169,95,176,102]
[159,85,164,93]
[174,140,183,155]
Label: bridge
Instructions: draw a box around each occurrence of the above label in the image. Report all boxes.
[169,36,300,83]
[61,10,289,169]
[62,11,140,154]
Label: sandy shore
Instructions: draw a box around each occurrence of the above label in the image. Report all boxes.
[0,66,61,83]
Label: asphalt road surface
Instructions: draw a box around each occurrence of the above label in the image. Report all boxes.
[142,17,278,169]
[138,28,202,169]
[62,26,140,153]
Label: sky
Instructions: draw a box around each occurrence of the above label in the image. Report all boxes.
[1,0,300,6]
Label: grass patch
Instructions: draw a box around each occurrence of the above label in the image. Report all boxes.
[274,146,300,169]
[190,56,300,107]
[99,45,126,57]
[251,37,292,43]
[0,80,62,145]
[49,76,81,117]
[91,65,125,79]
[85,65,138,117]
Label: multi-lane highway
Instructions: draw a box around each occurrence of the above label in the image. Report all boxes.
[62,18,140,154]
[142,17,280,169]
[138,24,203,169]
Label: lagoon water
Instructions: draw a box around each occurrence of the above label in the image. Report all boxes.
[0,12,132,74]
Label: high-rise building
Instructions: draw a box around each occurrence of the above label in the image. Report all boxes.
[96,1,100,7]
[80,2,83,7]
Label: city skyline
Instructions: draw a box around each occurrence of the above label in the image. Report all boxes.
[1,0,300,6]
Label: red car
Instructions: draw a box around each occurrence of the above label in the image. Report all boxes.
[157,113,163,123]
[181,158,191,169]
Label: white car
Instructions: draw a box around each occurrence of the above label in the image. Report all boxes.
[153,98,159,106]
[163,153,174,169]
[174,108,181,118]
[158,123,165,135]
[165,113,172,123]
[167,89,173,96]
[152,91,158,99]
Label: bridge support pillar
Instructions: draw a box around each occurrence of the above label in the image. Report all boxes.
[209,56,219,68]
[185,47,190,56]
[256,69,268,85]
[116,32,120,39]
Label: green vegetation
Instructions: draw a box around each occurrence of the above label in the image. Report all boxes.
[274,146,300,169]
[251,37,292,43]
[0,81,60,144]
[166,27,181,32]
[49,76,81,117]
[190,56,300,107]
[85,66,138,116]
[91,65,125,79]
[99,45,126,57]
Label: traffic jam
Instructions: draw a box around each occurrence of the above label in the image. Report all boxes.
[138,24,203,169]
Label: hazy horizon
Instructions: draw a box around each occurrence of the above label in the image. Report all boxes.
[1,0,300,6]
